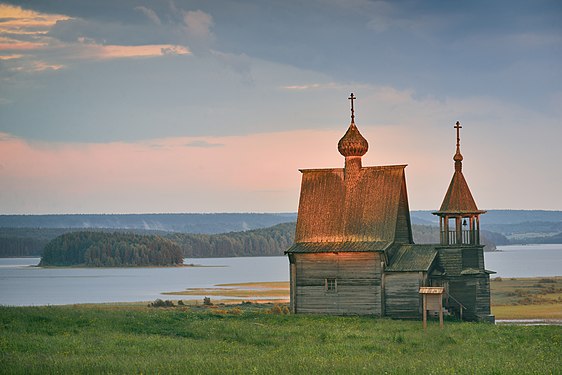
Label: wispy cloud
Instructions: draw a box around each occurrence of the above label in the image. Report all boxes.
[71,39,190,60]
[0,4,66,58]
[281,82,344,90]
[0,4,190,72]
[0,3,69,33]
[0,53,23,60]
[184,140,224,148]
[183,10,214,42]
[134,6,161,26]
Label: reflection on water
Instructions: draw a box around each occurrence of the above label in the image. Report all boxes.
[0,244,560,306]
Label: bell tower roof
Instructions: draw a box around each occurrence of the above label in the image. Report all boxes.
[434,121,486,216]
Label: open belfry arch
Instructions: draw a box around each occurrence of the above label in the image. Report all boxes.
[286,94,494,322]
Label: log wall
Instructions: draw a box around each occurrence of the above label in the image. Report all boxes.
[384,272,424,319]
[294,252,382,315]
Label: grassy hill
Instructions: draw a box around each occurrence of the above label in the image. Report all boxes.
[0,304,560,374]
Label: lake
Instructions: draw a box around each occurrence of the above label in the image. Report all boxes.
[1,244,561,306]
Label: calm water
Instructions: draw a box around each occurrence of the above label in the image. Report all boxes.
[485,244,562,278]
[0,244,561,306]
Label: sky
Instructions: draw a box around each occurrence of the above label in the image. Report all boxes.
[0,0,561,214]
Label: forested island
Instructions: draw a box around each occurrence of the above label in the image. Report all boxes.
[39,232,183,267]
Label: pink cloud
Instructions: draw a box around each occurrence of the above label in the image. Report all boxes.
[73,43,191,60]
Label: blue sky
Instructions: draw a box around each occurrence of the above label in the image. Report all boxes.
[0,1,561,213]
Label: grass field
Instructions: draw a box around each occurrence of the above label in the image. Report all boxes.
[1,304,561,374]
[491,276,562,319]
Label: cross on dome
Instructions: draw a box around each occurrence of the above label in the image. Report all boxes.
[338,93,368,158]
[349,93,356,123]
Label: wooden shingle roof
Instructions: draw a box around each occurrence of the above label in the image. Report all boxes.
[435,169,485,215]
[385,244,438,272]
[291,164,408,247]
[286,107,413,255]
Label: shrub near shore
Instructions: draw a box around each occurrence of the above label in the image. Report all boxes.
[0,305,560,374]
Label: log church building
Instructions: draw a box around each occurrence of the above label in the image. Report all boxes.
[286,94,494,322]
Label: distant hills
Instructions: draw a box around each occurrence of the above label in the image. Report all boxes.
[3,210,561,233]
[0,210,560,258]
[0,213,296,234]
[410,210,562,243]
[410,209,562,226]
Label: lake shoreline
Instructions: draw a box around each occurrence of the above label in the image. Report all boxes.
[2,245,561,306]
[4,277,557,321]
[31,263,224,269]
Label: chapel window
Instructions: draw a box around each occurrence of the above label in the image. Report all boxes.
[326,278,337,293]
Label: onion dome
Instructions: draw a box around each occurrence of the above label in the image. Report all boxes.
[338,123,369,157]
[338,93,368,157]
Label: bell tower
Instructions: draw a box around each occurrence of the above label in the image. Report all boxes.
[431,121,494,323]
[433,121,486,246]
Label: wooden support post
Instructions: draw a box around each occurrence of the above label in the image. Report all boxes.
[290,261,296,314]
[439,300,443,329]
[422,294,427,330]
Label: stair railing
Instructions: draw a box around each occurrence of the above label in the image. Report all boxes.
[445,292,466,321]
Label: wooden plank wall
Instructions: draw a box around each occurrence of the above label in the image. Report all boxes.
[295,252,382,315]
[384,272,423,319]
[474,276,492,317]
[462,248,479,269]
[438,248,462,275]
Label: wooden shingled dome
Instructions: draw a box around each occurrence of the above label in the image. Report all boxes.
[338,123,369,157]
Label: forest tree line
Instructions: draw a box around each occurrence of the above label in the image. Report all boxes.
[2,222,508,260]
[168,222,296,257]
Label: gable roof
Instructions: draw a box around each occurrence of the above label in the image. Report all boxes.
[385,244,438,272]
[293,164,408,246]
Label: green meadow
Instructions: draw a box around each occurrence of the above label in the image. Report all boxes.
[1,304,561,374]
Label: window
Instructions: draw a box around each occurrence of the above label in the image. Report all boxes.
[326,278,337,293]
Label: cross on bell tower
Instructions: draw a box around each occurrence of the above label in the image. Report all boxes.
[455,121,462,146]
